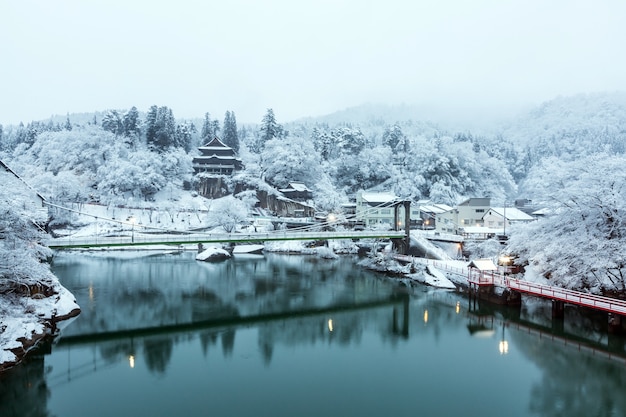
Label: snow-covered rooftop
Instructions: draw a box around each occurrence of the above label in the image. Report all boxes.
[285,182,310,192]
[361,192,397,203]
[419,203,453,214]
[467,258,498,271]
[487,207,535,221]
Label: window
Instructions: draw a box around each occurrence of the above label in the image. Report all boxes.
[380,209,391,215]
[463,219,471,225]
[475,209,485,213]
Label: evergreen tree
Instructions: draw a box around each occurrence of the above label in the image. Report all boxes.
[259,108,282,146]
[211,120,220,138]
[222,111,239,153]
[123,106,140,137]
[145,105,159,145]
[102,110,124,135]
[175,122,195,152]
[146,105,177,152]
[200,112,213,143]
[64,113,72,131]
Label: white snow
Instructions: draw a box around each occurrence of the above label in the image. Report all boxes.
[196,246,231,261]
[233,244,265,254]
[0,283,79,365]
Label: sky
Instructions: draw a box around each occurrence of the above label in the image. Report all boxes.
[1,0,626,126]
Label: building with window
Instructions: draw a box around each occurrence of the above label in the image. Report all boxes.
[436,198,491,235]
[193,137,243,176]
[355,191,398,228]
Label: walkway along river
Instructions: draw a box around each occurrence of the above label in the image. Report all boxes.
[1,251,626,416]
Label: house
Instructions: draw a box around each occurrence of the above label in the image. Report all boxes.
[192,137,243,175]
[356,191,398,228]
[436,198,491,235]
[355,191,420,229]
[279,182,313,201]
[416,200,453,229]
[482,206,535,233]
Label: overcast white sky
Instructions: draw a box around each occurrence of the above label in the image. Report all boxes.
[1,0,625,125]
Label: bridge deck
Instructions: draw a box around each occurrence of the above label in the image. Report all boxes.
[47,230,406,249]
[405,257,626,317]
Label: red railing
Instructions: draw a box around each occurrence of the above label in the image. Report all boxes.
[507,278,626,315]
[412,257,626,316]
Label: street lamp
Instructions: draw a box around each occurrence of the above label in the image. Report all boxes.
[499,255,511,277]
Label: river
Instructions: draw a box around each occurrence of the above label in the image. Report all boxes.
[1,251,626,416]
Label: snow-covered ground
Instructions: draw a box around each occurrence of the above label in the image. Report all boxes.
[0,282,80,368]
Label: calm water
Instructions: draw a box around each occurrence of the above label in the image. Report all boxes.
[2,251,626,417]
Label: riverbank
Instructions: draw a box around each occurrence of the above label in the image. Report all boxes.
[0,282,80,372]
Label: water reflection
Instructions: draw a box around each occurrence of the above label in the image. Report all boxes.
[1,253,626,417]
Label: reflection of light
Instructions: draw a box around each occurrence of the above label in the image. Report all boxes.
[328,319,333,332]
[499,323,508,354]
[455,301,460,314]
[327,214,336,223]
[88,284,94,301]
[423,310,428,324]
[129,355,135,368]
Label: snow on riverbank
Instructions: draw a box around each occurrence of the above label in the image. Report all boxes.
[0,282,80,369]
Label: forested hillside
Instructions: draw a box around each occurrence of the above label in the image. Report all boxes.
[2,92,626,293]
[1,92,625,211]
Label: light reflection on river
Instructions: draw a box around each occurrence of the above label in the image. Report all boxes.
[1,251,626,417]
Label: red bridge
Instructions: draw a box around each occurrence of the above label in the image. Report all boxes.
[423,259,626,317]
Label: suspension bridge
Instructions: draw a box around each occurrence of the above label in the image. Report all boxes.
[46,229,406,249]
[43,196,413,250]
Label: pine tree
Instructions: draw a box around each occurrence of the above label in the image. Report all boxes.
[102,110,124,135]
[211,120,221,138]
[123,106,140,137]
[200,112,213,143]
[145,105,159,146]
[64,113,72,131]
[222,110,239,153]
[257,108,283,152]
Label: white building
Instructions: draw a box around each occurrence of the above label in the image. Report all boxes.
[436,198,491,235]
[436,198,536,239]
[482,206,535,233]
[356,191,398,228]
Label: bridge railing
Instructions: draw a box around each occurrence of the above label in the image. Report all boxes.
[47,230,406,248]
[507,278,626,315]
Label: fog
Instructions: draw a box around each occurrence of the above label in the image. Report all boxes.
[1,0,625,125]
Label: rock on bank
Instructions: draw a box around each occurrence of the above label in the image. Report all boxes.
[0,282,80,372]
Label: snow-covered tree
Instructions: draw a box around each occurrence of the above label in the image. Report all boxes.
[206,196,249,233]
[260,136,320,188]
[222,111,239,153]
[508,154,626,295]
[255,108,283,152]
[145,106,177,151]
[0,173,54,295]
[200,112,215,143]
